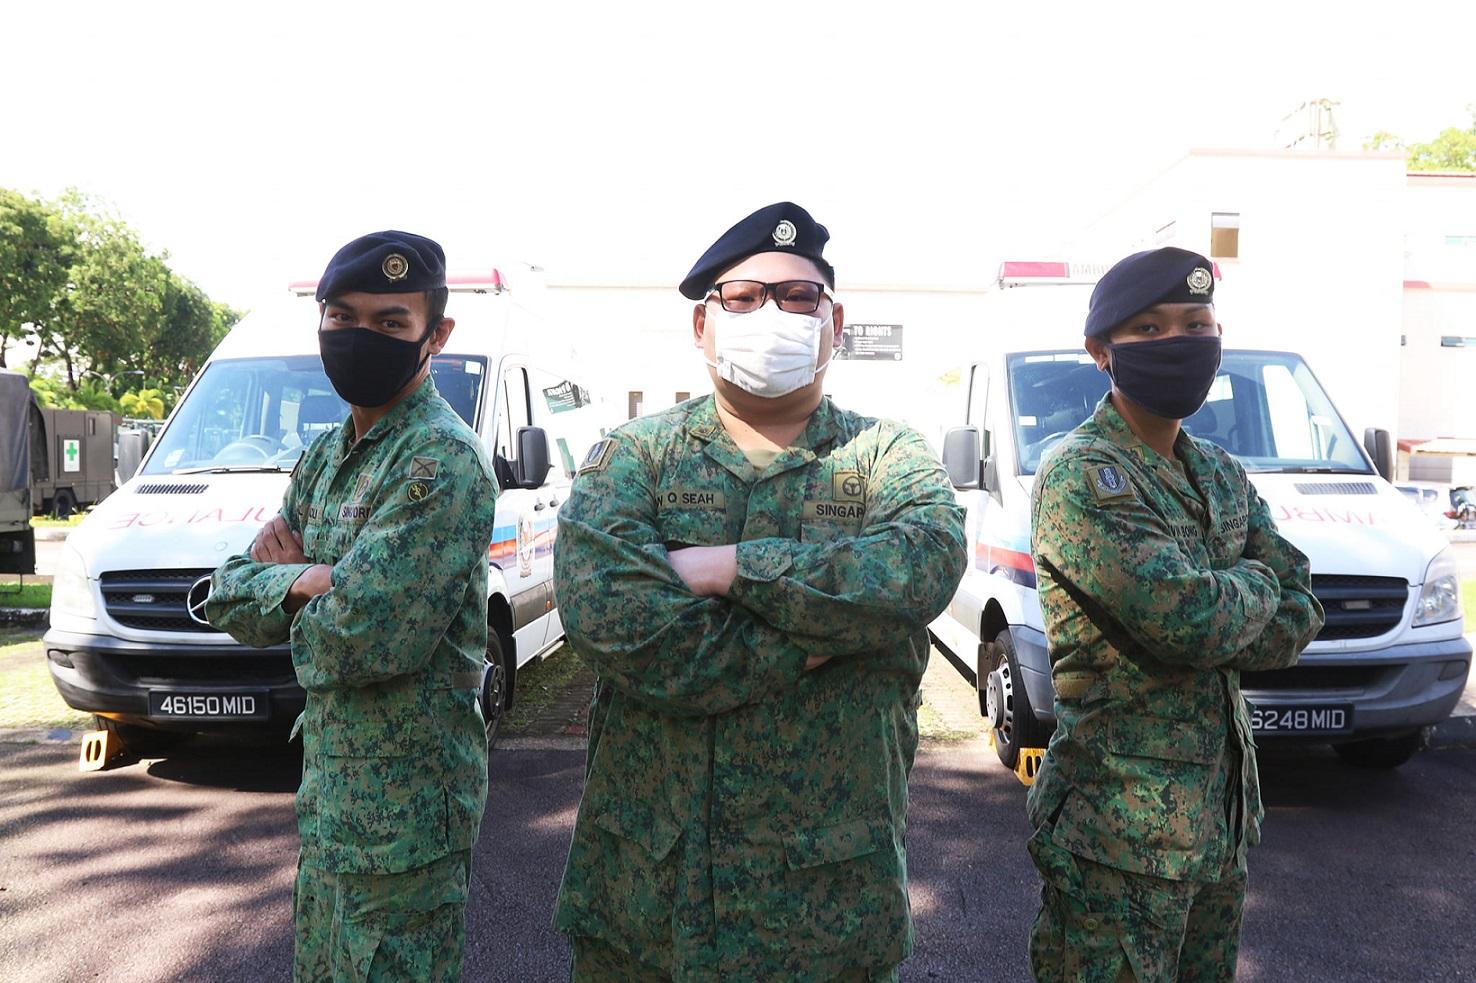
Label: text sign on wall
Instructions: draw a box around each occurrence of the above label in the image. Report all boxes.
[838,324,903,361]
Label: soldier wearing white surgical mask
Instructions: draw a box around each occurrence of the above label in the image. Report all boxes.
[549,201,967,980]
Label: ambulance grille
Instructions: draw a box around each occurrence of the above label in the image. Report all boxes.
[1293,482,1377,496]
[1309,574,1407,640]
[133,483,209,495]
[100,568,222,633]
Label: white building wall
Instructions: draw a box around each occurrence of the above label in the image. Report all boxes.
[1401,172,1476,440]
[1067,149,1409,446]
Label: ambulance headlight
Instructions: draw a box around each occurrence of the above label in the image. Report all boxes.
[51,546,98,622]
[1413,548,1462,628]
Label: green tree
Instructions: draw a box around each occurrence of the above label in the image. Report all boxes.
[0,189,74,368]
[1369,106,1476,172]
[146,273,239,394]
[119,387,167,419]
[38,191,168,391]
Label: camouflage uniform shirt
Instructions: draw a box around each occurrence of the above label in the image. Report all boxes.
[1028,394,1324,880]
[552,395,966,981]
[208,377,496,874]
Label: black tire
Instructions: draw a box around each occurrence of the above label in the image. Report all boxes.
[94,715,186,757]
[980,629,1053,770]
[1333,730,1422,769]
[53,490,77,519]
[481,629,513,757]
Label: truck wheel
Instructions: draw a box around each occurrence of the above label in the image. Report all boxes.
[53,490,77,519]
[94,715,186,758]
[982,629,1052,770]
[481,630,513,758]
[1333,730,1422,769]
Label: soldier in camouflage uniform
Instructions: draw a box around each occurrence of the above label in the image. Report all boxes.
[1027,247,1325,981]
[208,231,496,982]
[552,202,967,981]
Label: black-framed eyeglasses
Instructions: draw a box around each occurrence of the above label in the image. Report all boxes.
[707,279,832,315]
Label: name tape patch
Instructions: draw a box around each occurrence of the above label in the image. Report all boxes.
[803,500,865,522]
[661,488,727,510]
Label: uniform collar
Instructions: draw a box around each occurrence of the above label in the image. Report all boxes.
[687,394,844,482]
[1092,393,1211,497]
[335,375,438,455]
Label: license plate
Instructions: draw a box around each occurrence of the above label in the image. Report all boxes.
[148,690,269,720]
[1248,702,1353,736]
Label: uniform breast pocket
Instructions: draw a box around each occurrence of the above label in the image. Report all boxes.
[799,518,862,545]
[657,508,729,549]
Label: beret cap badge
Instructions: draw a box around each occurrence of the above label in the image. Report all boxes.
[1186,267,1213,295]
[382,253,410,282]
[772,220,798,247]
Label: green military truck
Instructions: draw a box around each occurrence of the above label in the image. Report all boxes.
[33,407,117,518]
[0,371,42,574]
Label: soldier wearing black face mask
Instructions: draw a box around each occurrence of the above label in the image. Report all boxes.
[208,230,497,982]
[1024,247,1323,981]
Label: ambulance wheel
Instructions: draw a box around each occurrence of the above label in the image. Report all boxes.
[1333,730,1421,769]
[53,490,77,519]
[982,629,1050,770]
[94,715,185,757]
[481,631,512,756]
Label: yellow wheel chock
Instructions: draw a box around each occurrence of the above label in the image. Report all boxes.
[985,728,1047,786]
[79,728,124,772]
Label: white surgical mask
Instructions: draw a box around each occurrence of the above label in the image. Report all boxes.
[704,301,835,398]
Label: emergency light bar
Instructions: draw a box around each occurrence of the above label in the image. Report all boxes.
[287,269,507,297]
[998,260,1222,288]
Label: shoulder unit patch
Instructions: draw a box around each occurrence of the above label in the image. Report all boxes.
[578,438,616,475]
[1088,464,1134,504]
[410,456,440,480]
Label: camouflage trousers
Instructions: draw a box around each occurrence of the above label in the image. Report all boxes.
[569,936,900,982]
[1028,828,1245,982]
[293,850,472,982]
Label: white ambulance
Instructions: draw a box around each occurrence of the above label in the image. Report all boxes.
[45,271,610,755]
[930,262,1471,778]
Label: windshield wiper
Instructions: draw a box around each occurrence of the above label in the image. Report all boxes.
[174,465,293,475]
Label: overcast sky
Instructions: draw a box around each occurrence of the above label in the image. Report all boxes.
[4,0,1472,312]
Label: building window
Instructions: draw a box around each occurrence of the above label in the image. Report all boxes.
[674,391,690,403]
[1440,336,1476,348]
[627,391,644,419]
[1210,212,1239,258]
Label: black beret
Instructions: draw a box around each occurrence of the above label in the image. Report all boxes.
[679,202,835,301]
[316,230,446,302]
[1084,247,1216,338]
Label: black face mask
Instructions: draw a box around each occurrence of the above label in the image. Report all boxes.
[318,325,433,408]
[1106,335,1222,420]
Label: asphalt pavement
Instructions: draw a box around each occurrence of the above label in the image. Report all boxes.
[4,733,1476,982]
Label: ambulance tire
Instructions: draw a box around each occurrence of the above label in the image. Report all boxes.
[94,715,185,757]
[1333,729,1421,769]
[985,629,1052,771]
[481,631,512,759]
[53,490,77,519]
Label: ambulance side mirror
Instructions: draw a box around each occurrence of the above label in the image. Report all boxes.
[516,426,552,489]
[1363,428,1393,482]
[943,426,981,489]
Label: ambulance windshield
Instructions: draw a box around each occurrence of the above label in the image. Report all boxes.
[1008,349,1372,476]
[142,354,485,475]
